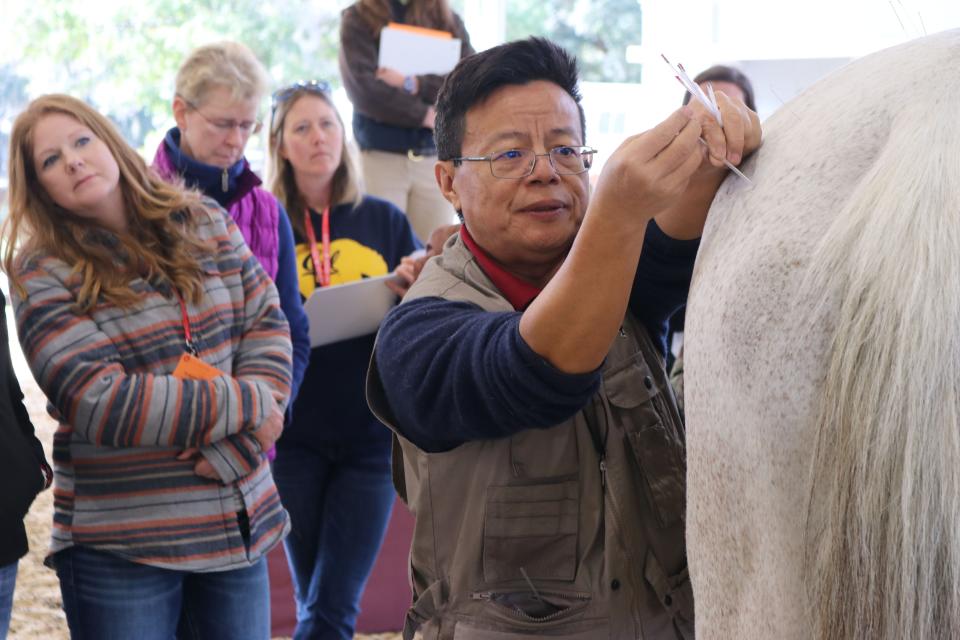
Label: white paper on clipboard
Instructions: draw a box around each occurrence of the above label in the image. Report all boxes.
[378,25,461,76]
[303,274,399,347]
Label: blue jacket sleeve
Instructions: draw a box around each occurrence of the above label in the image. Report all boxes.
[629,219,701,358]
[374,297,600,453]
[275,206,310,408]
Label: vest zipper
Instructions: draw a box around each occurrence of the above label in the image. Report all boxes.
[469,590,591,623]
[471,589,591,600]
[585,396,609,491]
[221,168,229,193]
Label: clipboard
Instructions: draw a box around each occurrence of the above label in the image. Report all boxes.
[303,273,400,347]
[378,23,462,76]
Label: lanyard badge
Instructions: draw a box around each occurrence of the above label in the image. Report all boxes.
[305,207,332,288]
[172,291,224,380]
[175,291,199,356]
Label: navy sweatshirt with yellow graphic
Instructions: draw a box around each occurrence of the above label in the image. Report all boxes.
[279,196,420,453]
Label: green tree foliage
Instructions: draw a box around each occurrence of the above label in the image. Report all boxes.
[0,64,31,198]
[506,0,643,83]
[8,0,350,148]
[4,0,645,152]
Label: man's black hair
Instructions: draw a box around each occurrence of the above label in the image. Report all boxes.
[434,37,586,161]
[682,64,756,112]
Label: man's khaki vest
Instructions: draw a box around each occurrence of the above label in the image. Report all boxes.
[367,236,694,640]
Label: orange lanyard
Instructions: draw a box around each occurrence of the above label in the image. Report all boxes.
[305,207,331,287]
[174,291,198,356]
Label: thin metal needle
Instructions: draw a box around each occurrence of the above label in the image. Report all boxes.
[699,137,753,185]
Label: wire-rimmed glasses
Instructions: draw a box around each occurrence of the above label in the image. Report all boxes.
[181,97,262,136]
[453,146,596,179]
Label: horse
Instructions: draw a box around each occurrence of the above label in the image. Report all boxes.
[684,28,960,640]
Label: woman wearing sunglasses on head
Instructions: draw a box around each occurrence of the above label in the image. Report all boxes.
[5,93,293,639]
[339,0,473,243]
[152,42,310,428]
[267,81,421,640]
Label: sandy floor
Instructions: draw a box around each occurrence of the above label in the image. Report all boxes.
[6,315,399,640]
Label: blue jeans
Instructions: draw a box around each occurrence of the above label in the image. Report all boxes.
[272,442,395,640]
[0,561,16,639]
[54,546,270,640]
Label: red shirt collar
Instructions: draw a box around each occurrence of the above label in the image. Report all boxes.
[460,226,542,311]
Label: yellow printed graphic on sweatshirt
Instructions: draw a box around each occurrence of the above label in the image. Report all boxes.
[296,238,389,299]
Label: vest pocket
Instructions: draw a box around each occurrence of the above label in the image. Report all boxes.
[456,591,602,639]
[625,423,686,528]
[604,352,686,529]
[603,351,659,408]
[454,621,602,640]
[643,549,695,638]
[482,480,578,583]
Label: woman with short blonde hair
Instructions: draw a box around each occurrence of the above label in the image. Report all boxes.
[7,93,292,639]
[175,41,270,106]
[153,41,310,434]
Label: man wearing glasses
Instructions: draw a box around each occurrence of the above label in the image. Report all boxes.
[368,37,760,639]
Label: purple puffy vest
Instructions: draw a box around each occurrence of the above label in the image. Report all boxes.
[152,142,280,279]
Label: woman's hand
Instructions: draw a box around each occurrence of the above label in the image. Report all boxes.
[177,403,284,482]
[192,456,221,481]
[251,405,284,452]
[176,447,223,481]
[425,223,460,258]
[385,223,461,298]
[386,255,422,298]
[376,67,407,89]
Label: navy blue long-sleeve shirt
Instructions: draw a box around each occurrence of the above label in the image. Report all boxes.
[375,219,700,452]
[279,196,421,454]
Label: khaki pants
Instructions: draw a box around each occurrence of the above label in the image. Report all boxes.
[360,149,458,243]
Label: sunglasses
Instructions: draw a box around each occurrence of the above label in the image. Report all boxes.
[270,80,332,118]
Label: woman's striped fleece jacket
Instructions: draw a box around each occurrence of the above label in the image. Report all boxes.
[11,206,293,572]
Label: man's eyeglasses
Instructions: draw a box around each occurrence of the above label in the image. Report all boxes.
[182,98,262,136]
[271,80,332,118]
[453,146,597,179]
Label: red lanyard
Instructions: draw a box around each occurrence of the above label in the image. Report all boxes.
[174,291,198,356]
[305,207,331,288]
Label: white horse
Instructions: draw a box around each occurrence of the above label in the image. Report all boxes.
[685,29,960,640]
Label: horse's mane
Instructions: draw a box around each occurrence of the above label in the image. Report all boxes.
[802,90,960,638]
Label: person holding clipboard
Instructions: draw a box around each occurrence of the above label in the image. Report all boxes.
[339,0,473,244]
[267,81,421,640]
[5,94,292,639]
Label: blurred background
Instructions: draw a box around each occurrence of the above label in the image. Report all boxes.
[2,0,958,202]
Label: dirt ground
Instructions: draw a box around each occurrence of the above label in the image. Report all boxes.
[7,320,399,640]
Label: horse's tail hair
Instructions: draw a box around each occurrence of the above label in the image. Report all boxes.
[803,103,960,640]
